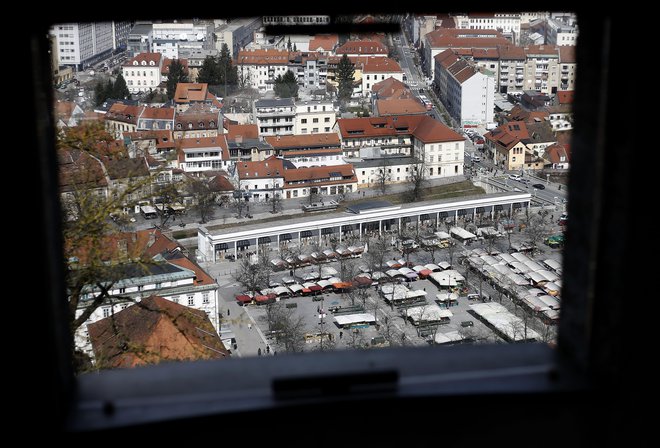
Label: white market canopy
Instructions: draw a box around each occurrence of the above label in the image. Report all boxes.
[434,331,465,345]
[543,259,562,272]
[436,292,459,302]
[430,270,465,287]
[450,226,477,240]
[404,304,453,323]
[469,302,541,342]
[334,313,376,327]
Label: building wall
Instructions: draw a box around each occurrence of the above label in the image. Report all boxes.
[256,105,295,136]
[74,282,219,356]
[283,182,356,199]
[106,120,137,139]
[362,71,404,96]
[239,177,284,201]
[123,62,162,93]
[52,22,114,70]
[560,62,577,91]
[285,154,344,168]
[459,72,495,127]
[180,148,231,173]
[523,54,560,94]
[415,140,465,178]
[294,101,335,134]
[498,58,525,93]
[495,141,526,171]
[355,162,412,186]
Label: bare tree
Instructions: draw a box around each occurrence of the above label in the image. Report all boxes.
[420,236,439,264]
[257,243,273,286]
[280,243,303,277]
[232,191,248,218]
[268,178,282,214]
[233,256,268,296]
[523,208,551,251]
[188,178,217,224]
[153,182,182,227]
[345,328,367,350]
[365,234,389,273]
[271,306,307,353]
[405,158,427,202]
[376,160,391,194]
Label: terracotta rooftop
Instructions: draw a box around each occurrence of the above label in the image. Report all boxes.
[309,34,339,51]
[559,45,576,63]
[105,103,143,125]
[336,40,388,55]
[283,164,356,184]
[524,45,560,57]
[376,99,427,116]
[161,58,189,76]
[236,49,293,65]
[360,57,402,73]
[237,156,285,179]
[140,107,175,120]
[226,123,259,141]
[557,91,574,105]
[104,156,150,180]
[124,52,162,67]
[337,115,463,143]
[372,77,412,99]
[88,295,228,369]
[58,148,108,192]
[264,133,340,150]
[174,83,209,103]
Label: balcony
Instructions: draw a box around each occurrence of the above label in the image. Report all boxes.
[256,109,295,118]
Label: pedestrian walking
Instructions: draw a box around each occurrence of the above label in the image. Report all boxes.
[248,323,252,330]
[266,345,270,354]
[339,331,343,340]
[258,348,262,356]
[227,308,230,316]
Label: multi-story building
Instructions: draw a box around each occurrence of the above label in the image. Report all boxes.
[173,104,223,139]
[72,230,220,356]
[127,23,153,57]
[178,47,218,82]
[434,50,495,128]
[122,52,163,94]
[255,98,295,136]
[137,107,175,131]
[178,136,231,174]
[353,154,418,187]
[558,46,577,91]
[308,34,338,55]
[523,45,560,95]
[173,83,220,113]
[112,21,133,51]
[236,49,293,93]
[337,115,465,179]
[105,103,142,138]
[496,45,526,93]
[214,18,261,58]
[264,133,343,168]
[422,28,510,76]
[288,52,329,89]
[226,124,274,163]
[546,17,578,46]
[237,157,285,201]
[50,22,114,70]
[454,13,521,44]
[151,22,211,60]
[294,100,335,134]
[360,57,404,96]
[282,164,357,199]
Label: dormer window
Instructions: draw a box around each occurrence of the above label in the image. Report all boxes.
[176,123,182,129]
[133,61,138,66]
[149,61,155,66]
[188,123,193,129]
[141,61,147,66]
[209,121,215,127]
[198,122,205,128]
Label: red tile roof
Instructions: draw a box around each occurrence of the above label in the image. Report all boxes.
[337,115,462,143]
[524,45,560,56]
[336,40,388,55]
[497,44,526,60]
[174,83,209,103]
[236,49,292,65]
[168,256,216,287]
[124,52,162,67]
[559,45,576,63]
[88,295,228,369]
[557,91,574,105]
[544,143,570,164]
[484,121,530,150]
[161,58,189,76]
[140,107,175,120]
[58,148,108,192]
[360,57,402,73]
[372,77,412,99]
[237,156,285,179]
[376,99,427,116]
[124,130,175,149]
[105,103,143,125]
[283,164,356,186]
[226,123,259,141]
[282,148,343,157]
[309,34,338,51]
[179,136,228,159]
[264,133,340,150]
[208,174,235,193]
[55,101,82,121]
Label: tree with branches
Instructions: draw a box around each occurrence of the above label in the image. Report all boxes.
[269,304,307,353]
[234,256,269,297]
[274,70,299,98]
[376,160,391,194]
[406,158,427,202]
[337,54,355,102]
[166,59,188,100]
[187,177,217,224]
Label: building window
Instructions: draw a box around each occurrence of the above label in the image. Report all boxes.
[324,117,330,123]
[313,128,318,133]
[137,285,143,291]
[188,295,194,306]
[172,296,179,304]
[313,118,318,123]
[102,307,110,318]
[119,287,126,294]
[324,127,330,132]
[301,118,307,124]
[203,293,209,304]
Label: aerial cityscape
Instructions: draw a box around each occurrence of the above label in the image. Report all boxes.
[51,13,575,371]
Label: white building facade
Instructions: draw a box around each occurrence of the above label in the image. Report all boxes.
[178,137,232,173]
[294,100,335,134]
[255,98,295,136]
[51,22,114,70]
[151,22,210,59]
[122,53,164,93]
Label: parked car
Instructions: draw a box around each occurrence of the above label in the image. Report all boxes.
[532,183,546,189]
[509,174,522,181]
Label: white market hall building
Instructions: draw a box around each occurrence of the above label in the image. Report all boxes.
[198,192,531,262]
